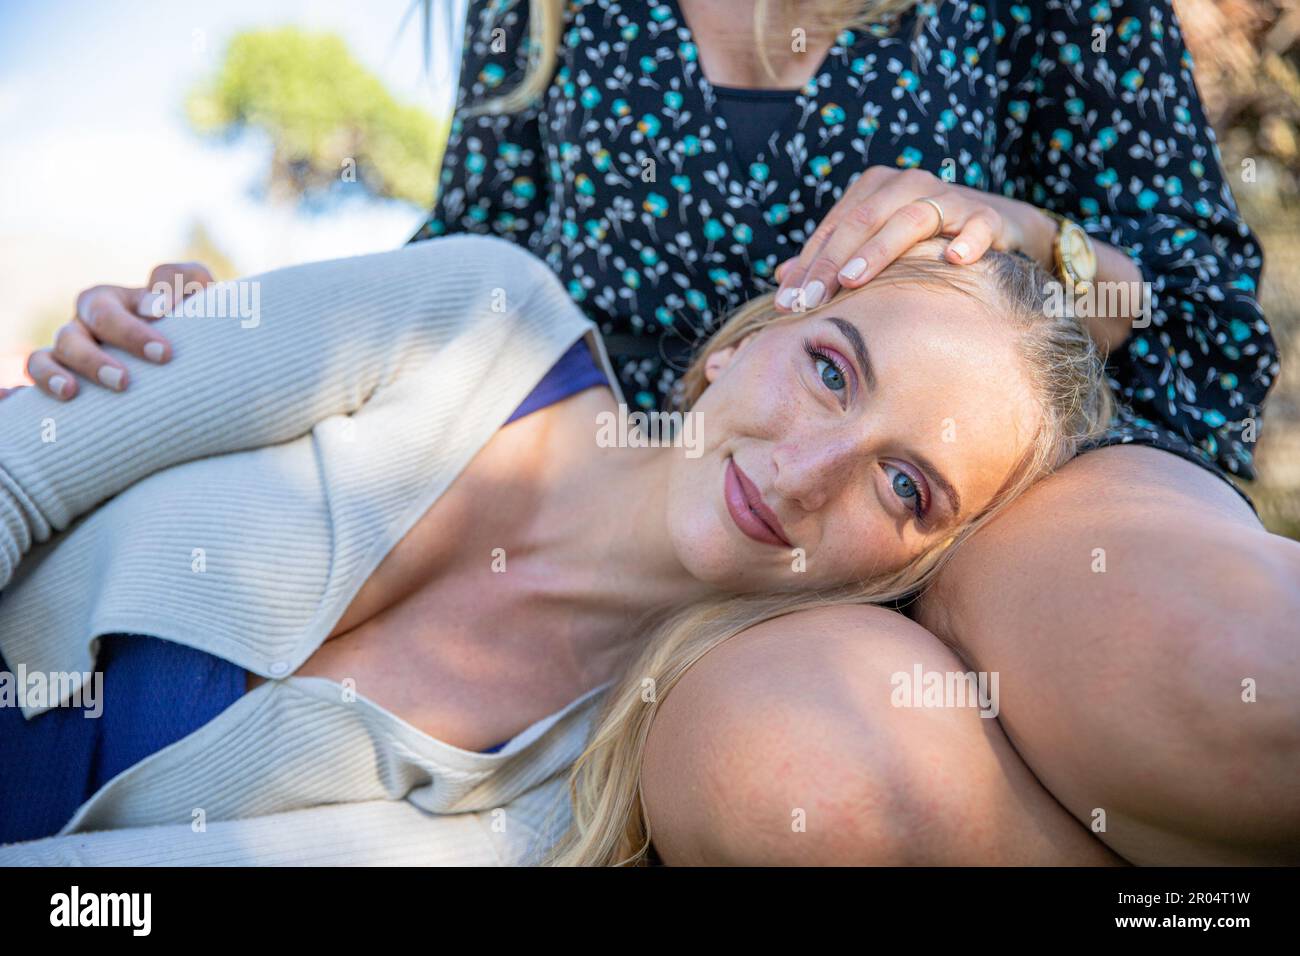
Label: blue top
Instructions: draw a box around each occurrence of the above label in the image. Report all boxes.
[0,338,608,843]
[503,337,608,426]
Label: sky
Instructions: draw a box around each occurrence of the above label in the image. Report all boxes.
[0,0,468,382]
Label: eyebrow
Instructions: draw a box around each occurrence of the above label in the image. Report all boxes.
[907,449,963,523]
[827,317,876,391]
[826,315,963,523]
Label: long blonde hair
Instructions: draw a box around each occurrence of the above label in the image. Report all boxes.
[544,242,1117,865]
[461,0,925,117]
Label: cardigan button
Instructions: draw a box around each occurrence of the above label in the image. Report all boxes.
[269,660,290,676]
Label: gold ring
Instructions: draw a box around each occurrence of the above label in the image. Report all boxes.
[917,197,944,239]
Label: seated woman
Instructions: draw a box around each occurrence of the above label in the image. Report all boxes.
[0,232,1112,860]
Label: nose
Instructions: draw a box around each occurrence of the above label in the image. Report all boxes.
[770,433,863,513]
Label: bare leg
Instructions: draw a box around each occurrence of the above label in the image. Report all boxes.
[640,446,1299,865]
[913,445,1300,865]
[641,604,1122,865]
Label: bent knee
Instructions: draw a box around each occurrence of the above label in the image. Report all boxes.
[914,444,1300,859]
[641,605,1096,865]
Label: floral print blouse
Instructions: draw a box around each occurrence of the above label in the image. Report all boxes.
[410,0,1279,486]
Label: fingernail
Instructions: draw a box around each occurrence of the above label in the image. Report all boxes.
[775,287,797,309]
[98,366,125,390]
[840,257,867,281]
[49,375,69,398]
[143,341,166,362]
[802,280,825,309]
[949,240,969,260]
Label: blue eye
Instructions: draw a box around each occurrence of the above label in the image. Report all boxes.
[891,470,918,503]
[882,462,928,521]
[804,340,847,392]
[815,357,845,391]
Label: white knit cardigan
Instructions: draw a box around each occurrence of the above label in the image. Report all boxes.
[0,234,623,865]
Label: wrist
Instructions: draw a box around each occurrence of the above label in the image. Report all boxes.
[977,192,1057,268]
[1016,202,1059,270]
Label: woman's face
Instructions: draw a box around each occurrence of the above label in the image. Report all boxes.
[665,280,1043,592]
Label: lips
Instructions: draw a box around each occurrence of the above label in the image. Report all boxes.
[724,457,792,548]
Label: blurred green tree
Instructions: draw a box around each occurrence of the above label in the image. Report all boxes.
[186,27,448,208]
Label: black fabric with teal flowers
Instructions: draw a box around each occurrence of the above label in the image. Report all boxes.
[409,0,1279,505]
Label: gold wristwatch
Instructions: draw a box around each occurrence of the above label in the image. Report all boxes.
[1045,210,1097,295]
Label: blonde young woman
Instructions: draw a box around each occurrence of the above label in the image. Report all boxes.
[4,234,1108,862]
[14,0,1298,865]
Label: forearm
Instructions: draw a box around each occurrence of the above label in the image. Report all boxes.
[0,234,548,589]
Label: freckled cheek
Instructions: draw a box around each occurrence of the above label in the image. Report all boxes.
[748,353,808,423]
[816,512,911,579]
[703,359,803,440]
